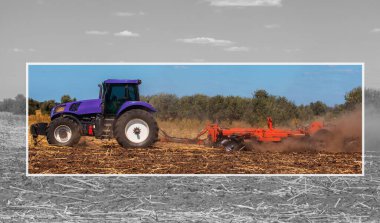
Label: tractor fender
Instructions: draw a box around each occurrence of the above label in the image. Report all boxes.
[51,113,83,130]
[116,101,156,117]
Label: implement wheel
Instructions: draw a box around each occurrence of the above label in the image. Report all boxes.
[221,139,245,152]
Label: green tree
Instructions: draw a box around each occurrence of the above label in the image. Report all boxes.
[40,100,57,115]
[0,94,26,115]
[0,98,14,113]
[270,96,297,125]
[207,95,226,122]
[345,87,362,110]
[28,98,40,115]
[13,94,26,114]
[254,89,269,99]
[223,96,248,123]
[309,101,328,116]
[296,105,314,122]
[244,90,272,126]
[191,94,209,120]
[61,95,76,103]
[149,94,179,120]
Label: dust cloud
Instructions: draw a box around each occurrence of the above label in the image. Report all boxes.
[249,107,362,153]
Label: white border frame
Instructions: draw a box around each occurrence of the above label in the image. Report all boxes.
[26,62,365,176]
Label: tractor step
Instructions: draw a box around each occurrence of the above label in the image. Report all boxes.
[100,118,115,138]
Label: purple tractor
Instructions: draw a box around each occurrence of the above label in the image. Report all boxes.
[30,79,159,148]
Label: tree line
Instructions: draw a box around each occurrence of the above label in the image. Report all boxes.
[28,95,76,115]
[23,87,364,125]
[143,87,362,126]
[0,94,26,115]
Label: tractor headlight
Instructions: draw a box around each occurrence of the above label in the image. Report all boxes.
[54,105,65,113]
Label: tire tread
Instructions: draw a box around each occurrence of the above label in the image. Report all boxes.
[114,109,158,148]
[46,117,81,146]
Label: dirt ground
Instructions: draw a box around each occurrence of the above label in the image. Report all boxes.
[27,113,362,174]
[28,138,362,174]
[1,113,379,222]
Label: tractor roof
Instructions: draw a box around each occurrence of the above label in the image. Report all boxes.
[103,79,141,84]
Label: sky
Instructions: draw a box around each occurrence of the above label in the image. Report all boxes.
[28,64,362,106]
[1,0,379,100]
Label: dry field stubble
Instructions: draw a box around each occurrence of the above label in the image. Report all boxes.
[28,115,362,174]
[0,113,378,221]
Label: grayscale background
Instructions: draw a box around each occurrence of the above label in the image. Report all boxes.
[1,0,379,221]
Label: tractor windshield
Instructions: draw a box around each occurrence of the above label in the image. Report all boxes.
[126,84,139,101]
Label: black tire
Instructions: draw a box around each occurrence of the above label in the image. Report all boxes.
[114,109,158,148]
[46,117,81,146]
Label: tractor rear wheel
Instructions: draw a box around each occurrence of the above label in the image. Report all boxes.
[114,109,158,148]
[46,117,81,146]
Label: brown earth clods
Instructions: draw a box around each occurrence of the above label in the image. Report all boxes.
[27,109,363,174]
[28,138,362,174]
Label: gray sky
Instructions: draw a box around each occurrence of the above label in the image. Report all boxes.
[0,0,379,100]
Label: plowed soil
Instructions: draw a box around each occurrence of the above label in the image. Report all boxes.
[28,112,362,174]
[28,138,362,174]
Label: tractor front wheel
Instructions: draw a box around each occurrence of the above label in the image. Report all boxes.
[46,117,81,146]
[114,109,158,148]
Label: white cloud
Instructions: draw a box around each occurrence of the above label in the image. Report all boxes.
[370,28,380,33]
[115,12,135,16]
[85,30,108,35]
[224,46,249,52]
[115,11,145,16]
[114,30,140,37]
[11,48,36,53]
[177,37,234,46]
[284,48,301,53]
[12,48,23,53]
[264,24,280,29]
[177,37,250,52]
[206,0,282,7]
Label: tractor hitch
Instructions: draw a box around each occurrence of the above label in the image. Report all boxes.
[30,123,48,146]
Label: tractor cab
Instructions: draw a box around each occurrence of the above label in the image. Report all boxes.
[99,79,141,116]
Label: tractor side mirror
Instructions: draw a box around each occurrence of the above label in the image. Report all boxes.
[98,84,102,99]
